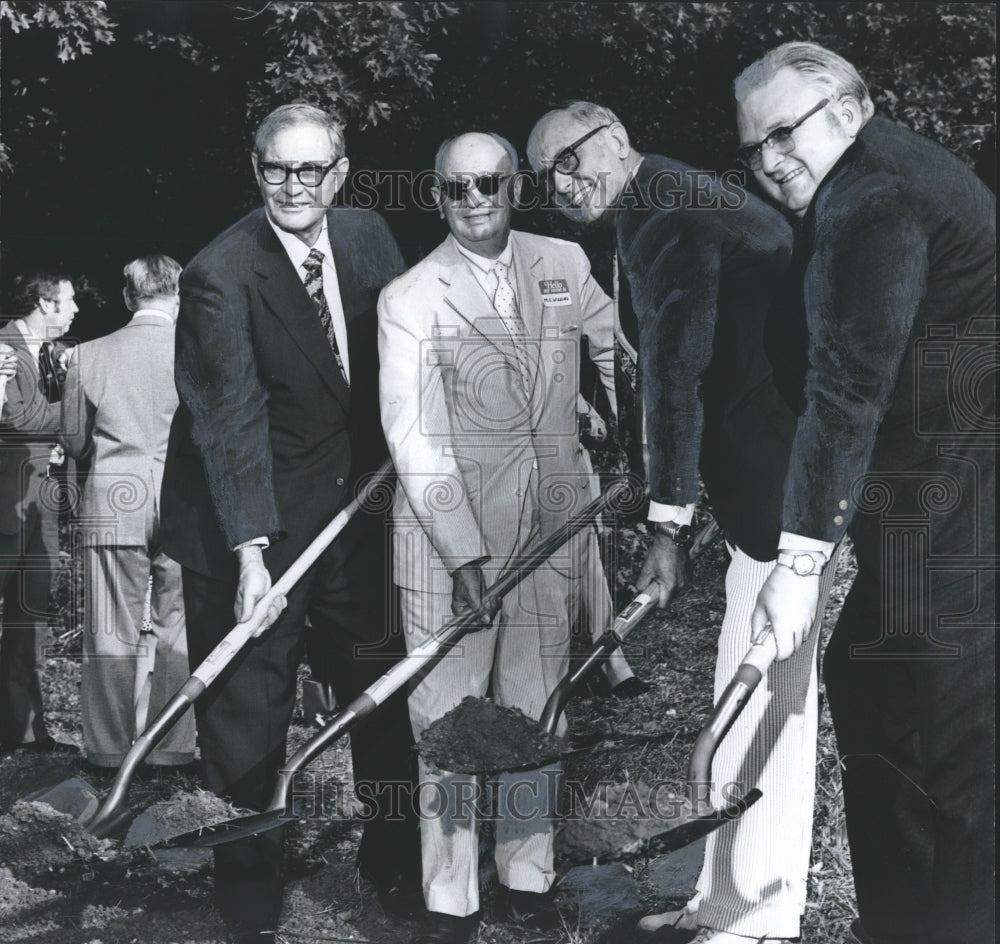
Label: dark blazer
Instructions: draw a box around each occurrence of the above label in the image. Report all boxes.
[617,154,796,561]
[0,323,61,539]
[160,206,404,579]
[768,115,996,555]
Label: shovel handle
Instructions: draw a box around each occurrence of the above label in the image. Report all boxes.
[84,462,393,837]
[687,628,778,799]
[190,461,394,690]
[269,476,638,811]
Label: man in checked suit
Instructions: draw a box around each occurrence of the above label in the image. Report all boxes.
[378,132,617,944]
[60,254,195,770]
[0,271,78,755]
[159,104,420,944]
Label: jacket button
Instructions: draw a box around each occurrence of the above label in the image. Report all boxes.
[336,477,345,486]
[838,499,848,510]
[833,515,843,526]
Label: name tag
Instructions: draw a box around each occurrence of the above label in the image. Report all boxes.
[539,279,572,307]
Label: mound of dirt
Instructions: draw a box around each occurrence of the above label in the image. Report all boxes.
[417,697,571,773]
[0,800,121,879]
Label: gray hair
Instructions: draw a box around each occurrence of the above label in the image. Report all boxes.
[734,42,874,121]
[434,133,520,175]
[253,103,346,159]
[123,254,182,311]
[526,101,624,169]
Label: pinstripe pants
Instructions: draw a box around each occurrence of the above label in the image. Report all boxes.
[400,558,570,918]
[689,543,840,939]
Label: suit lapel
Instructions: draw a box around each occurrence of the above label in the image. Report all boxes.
[511,232,545,341]
[440,243,510,354]
[252,218,351,412]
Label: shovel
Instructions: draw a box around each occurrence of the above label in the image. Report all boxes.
[559,629,777,863]
[152,476,641,850]
[28,461,395,838]
[414,513,719,774]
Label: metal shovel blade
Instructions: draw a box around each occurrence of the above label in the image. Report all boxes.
[560,788,762,864]
[153,478,641,852]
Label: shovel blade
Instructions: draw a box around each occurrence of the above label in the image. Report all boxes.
[561,788,762,864]
[24,777,100,824]
[151,806,297,849]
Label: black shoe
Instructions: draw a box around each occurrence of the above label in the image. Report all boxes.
[409,911,478,944]
[1,737,78,756]
[608,676,651,698]
[358,863,425,922]
[227,931,275,944]
[497,885,564,931]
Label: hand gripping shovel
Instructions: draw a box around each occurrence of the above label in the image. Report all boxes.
[151,475,641,850]
[414,516,717,775]
[67,461,396,839]
[559,629,777,863]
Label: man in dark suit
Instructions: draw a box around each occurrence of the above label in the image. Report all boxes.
[0,272,78,755]
[160,103,420,944]
[528,104,839,942]
[736,43,995,944]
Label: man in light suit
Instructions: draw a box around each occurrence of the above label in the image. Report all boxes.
[160,104,421,944]
[60,254,195,770]
[0,271,78,754]
[378,132,616,944]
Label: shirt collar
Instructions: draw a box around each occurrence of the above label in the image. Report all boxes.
[267,213,335,274]
[131,308,175,324]
[453,235,513,274]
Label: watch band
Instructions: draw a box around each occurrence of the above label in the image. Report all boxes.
[650,519,694,549]
[776,550,824,577]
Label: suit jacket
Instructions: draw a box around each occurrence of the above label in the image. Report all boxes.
[0,322,61,539]
[616,154,796,560]
[160,206,404,580]
[378,231,615,594]
[768,115,996,556]
[59,313,178,547]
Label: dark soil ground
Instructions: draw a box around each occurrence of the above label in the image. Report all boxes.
[0,529,858,944]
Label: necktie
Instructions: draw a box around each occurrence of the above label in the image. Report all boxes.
[302,248,349,387]
[492,260,532,395]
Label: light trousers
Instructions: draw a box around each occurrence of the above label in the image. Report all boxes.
[81,544,194,766]
[400,559,571,917]
[689,543,839,939]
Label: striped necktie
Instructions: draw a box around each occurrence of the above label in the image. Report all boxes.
[302,248,349,387]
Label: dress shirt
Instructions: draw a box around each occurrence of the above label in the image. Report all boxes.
[267,215,350,384]
[454,236,519,321]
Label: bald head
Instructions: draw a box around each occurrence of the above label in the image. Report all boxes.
[433,132,522,259]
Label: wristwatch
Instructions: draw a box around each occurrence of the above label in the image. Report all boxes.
[776,551,824,577]
[650,520,694,550]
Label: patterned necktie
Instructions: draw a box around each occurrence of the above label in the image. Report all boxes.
[302,248,349,387]
[492,260,532,395]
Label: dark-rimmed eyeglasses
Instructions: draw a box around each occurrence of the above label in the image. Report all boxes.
[546,124,611,177]
[257,161,339,186]
[439,173,511,202]
[736,99,829,171]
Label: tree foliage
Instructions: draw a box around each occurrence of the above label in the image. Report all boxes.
[0,2,994,332]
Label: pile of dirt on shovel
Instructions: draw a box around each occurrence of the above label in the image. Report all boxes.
[417,697,570,773]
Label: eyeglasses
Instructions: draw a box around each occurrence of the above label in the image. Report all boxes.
[735,99,830,171]
[546,124,611,177]
[257,161,339,186]
[439,173,511,202]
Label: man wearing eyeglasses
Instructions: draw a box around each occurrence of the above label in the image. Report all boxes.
[735,43,995,944]
[378,132,616,944]
[527,103,844,943]
[160,103,421,944]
